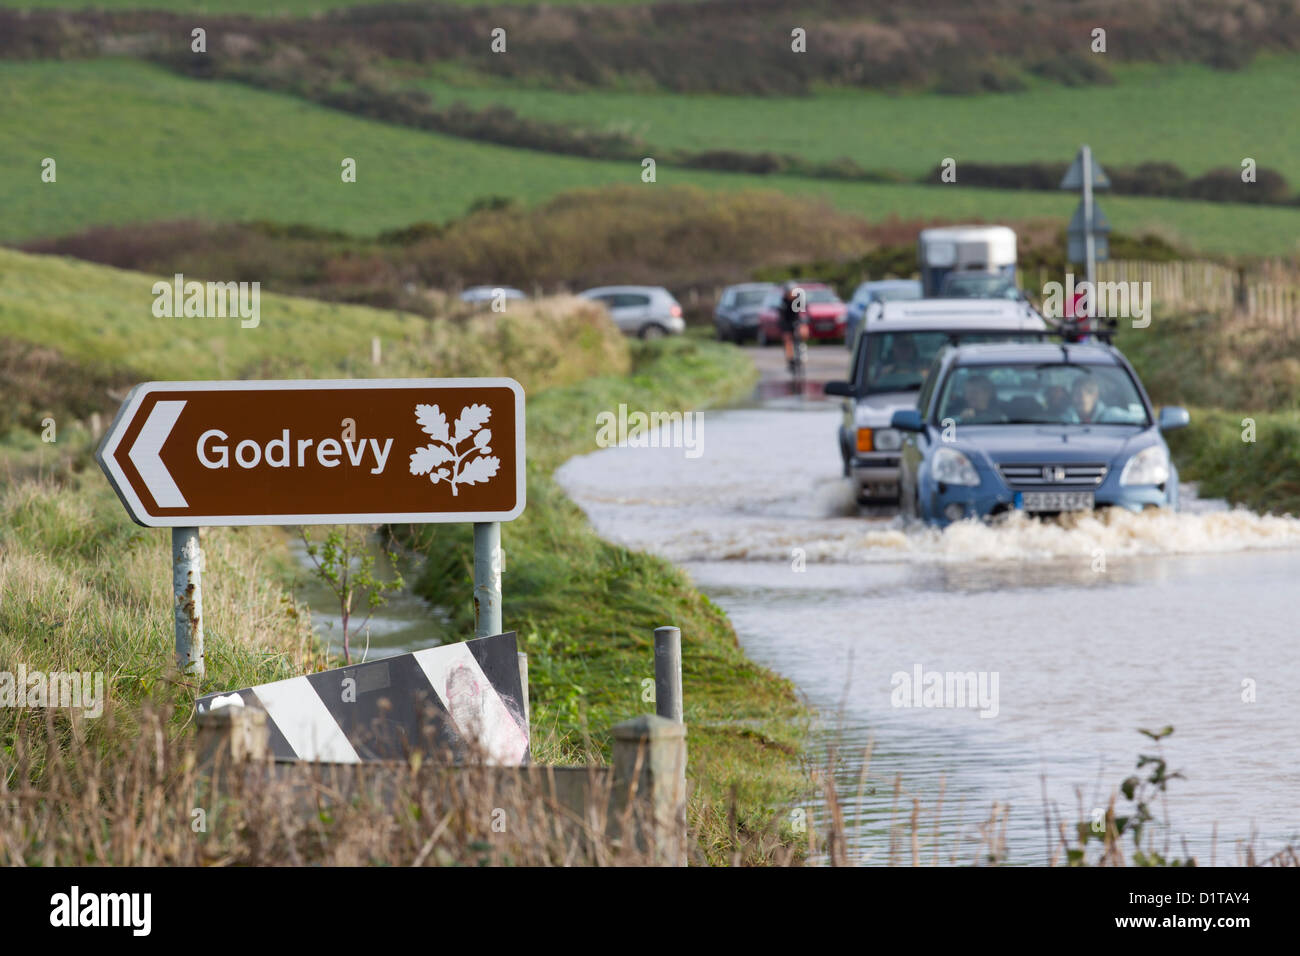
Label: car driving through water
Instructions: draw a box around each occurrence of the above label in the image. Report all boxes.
[825,299,1047,503]
[891,341,1190,527]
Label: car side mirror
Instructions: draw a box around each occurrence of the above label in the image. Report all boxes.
[824,381,856,398]
[891,409,925,432]
[1158,406,1190,431]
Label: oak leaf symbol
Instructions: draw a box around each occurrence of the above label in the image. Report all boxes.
[409,402,501,497]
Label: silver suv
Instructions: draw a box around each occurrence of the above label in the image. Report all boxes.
[579,285,686,339]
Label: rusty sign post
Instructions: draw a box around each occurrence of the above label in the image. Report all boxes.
[97,378,526,676]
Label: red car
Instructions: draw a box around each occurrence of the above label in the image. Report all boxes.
[755,283,848,345]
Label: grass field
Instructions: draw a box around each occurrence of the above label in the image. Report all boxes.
[417,57,1300,183]
[6,59,1300,256]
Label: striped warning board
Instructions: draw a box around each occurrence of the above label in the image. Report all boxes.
[196,632,529,765]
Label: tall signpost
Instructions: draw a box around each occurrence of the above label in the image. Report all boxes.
[1061,145,1112,312]
[97,378,526,678]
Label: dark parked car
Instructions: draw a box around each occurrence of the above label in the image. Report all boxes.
[713,283,778,343]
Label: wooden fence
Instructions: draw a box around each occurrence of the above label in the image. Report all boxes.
[1027,260,1300,331]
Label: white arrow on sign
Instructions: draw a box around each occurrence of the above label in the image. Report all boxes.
[126,400,189,508]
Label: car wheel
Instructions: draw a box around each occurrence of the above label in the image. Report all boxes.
[756,327,768,347]
[640,323,668,340]
[715,322,729,342]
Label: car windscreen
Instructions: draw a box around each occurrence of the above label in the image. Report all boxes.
[876,286,923,302]
[734,290,768,307]
[857,331,1041,394]
[942,275,1019,299]
[804,288,840,304]
[935,362,1151,426]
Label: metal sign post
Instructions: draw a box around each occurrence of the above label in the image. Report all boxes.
[172,527,204,677]
[473,521,502,639]
[97,377,526,675]
[1082,146,1096,293]
[1061,145,1112,325]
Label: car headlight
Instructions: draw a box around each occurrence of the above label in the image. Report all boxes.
[872,428,902,451]
[1120,445,1170,486]
[932,447,980,486]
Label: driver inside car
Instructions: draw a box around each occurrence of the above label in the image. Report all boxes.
[879,336,927,380]
[954,374,1008,424]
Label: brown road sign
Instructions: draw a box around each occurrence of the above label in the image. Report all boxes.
[96,379,525,527]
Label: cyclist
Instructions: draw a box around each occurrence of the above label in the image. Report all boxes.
[778,281,808,373]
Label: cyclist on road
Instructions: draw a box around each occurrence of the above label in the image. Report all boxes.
[778,281,808,372]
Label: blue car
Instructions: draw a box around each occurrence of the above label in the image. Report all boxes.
[844,279,923,349]
[891,342,1190,527]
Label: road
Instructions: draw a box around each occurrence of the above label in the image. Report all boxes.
[557,345,1300,865]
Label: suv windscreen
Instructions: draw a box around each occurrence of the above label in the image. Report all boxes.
[941,275,1020,299]
[734,290,768,307]
[857,331,1041,394]
[935,362,1151,426]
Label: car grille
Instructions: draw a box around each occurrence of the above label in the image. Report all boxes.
[996,462,1108,488]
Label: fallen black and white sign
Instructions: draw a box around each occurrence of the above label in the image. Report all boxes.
[196,632,529,765]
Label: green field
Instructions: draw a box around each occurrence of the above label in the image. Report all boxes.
[6,59,1300,256]
[418,57,1300,183]
[0,0,660,12]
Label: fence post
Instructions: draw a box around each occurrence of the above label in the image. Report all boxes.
[611,715,688,866]
[653,626,683,723]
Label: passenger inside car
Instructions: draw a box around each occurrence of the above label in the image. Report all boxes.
[1067,379,1106,424]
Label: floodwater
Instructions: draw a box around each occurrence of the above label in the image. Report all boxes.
[555,348,1300,865]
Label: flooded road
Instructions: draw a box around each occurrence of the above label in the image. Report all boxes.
[556,346,1300,864]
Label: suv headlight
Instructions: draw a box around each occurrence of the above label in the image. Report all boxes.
[933,447,980,486]
[1120,445,1170,486]
[873,428,902,452]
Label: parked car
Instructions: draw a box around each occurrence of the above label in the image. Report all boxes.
[891,340,1189,527]
[824,299,1047,503]
[579,285,685,339]
[713,282,778,343]
[460,285,527,305]
[844,279,922,350]
[755,283,847,345]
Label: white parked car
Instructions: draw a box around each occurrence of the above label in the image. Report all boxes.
[578,285,685,339]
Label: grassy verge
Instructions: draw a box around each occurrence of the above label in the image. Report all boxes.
[1117,312,1300,514]
[403,337,814,864]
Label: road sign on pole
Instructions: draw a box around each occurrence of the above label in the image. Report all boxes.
[1061,145,1112,292]
[98,377,526,677]
[96,378,526,527]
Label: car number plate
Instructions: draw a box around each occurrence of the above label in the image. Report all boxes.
[1019,491,1094,512]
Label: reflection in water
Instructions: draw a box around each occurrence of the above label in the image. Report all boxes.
[557,400,1300,864]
